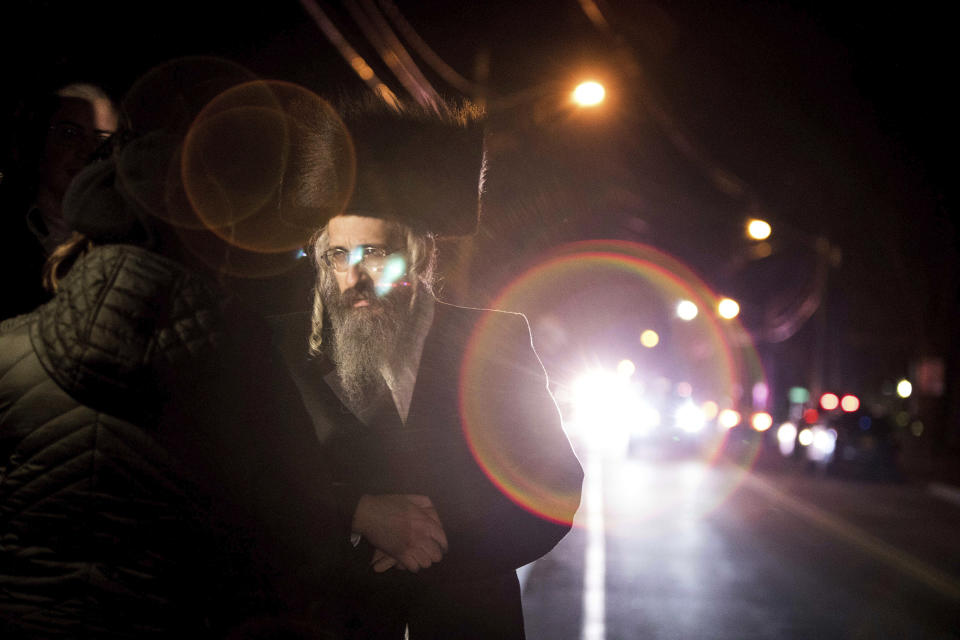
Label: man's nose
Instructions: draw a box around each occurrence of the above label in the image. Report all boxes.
[343,262,372,288]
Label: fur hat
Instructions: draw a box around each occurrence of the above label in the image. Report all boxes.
[339,98,486,237]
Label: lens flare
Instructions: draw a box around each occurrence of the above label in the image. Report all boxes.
[374,254,409,297]
[182,80,354,254]
[117,58,355,279]
[460,240,766,527]
[820,393,839,411]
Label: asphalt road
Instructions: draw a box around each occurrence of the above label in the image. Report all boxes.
[520,445,960,639]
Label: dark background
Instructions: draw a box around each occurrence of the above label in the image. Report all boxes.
[2,1,956,450]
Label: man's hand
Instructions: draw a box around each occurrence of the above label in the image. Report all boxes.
[370,548,399,573]
[352,494,448,572]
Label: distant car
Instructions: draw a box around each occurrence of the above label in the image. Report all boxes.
[823,412,901,481]
[627,398,717,458]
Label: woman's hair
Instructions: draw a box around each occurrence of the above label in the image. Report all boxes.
[42,232,93,293]
[307,218,437,356]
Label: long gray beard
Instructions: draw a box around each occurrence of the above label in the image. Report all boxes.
[324,285,417,409]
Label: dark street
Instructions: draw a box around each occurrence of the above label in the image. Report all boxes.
[522,442,960,639]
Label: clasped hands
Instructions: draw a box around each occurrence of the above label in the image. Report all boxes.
[352,494,448,573]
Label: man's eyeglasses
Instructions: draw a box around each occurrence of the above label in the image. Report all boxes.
[320,245,404,273]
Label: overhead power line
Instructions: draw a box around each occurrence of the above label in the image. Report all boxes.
[298,0,400,107]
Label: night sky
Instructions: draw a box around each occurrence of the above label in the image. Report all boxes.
[3,0,956,418]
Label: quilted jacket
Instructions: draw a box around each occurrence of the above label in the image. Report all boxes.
[0,244,349,637]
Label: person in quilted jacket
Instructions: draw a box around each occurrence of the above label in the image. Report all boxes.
[0,99,355,637]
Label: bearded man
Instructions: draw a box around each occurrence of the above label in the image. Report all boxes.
[272,101,583,639]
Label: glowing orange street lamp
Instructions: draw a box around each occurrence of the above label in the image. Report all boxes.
[747,218,772,240]
[572,81,605,107]
[751,412,773,432]
[718,297,740,320]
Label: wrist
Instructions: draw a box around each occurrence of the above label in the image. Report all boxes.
[351,494,372,535]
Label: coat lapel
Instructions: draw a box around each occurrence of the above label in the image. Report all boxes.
[405,303,475,429]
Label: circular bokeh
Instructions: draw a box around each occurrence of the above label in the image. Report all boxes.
[460,239,767,527]
[116,58,356,279]
[182,80,355,254]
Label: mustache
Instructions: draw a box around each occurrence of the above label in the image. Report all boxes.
[340,287,379,308]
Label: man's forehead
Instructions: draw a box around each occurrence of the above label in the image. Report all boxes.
[327,214,399,246]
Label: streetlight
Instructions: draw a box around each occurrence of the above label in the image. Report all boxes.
[572,81,605,107]
[676,299,698,321]
[746,218,772,240]
[718,409,741,429]
[751,412,773,432]
[896,379,913,398]
[717,297,740,319]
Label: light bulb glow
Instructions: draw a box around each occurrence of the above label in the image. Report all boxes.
[718,298,740,319]
[676,300,698,321]
[747,218,772,240]
[572,81,605,107]
[751,412,773,432]
[840,394,860,412]
[896,379,912,398]
[718,409,741,429]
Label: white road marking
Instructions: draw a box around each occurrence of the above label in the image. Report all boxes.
[582,450,606,640]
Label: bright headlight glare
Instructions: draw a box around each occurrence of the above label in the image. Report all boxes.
[675,401,706,433]
[777,422,797,444]
[777,422,797,456]
[813,428,837,456]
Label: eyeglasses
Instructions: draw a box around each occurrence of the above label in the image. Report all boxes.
[320,245,404,273]
[47,122,113,150]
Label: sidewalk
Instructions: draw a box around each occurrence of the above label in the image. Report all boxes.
[897,444,960,486]
[751,441,960,498]
[897,446,960,506]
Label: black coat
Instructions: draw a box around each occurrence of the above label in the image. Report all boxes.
[273,301,584,639]
[0,245,352,638]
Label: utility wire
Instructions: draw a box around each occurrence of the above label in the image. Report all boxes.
[297,0,400,107]
[576,0,751,203]
[378,0,485,99]
[346,0,441,108]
